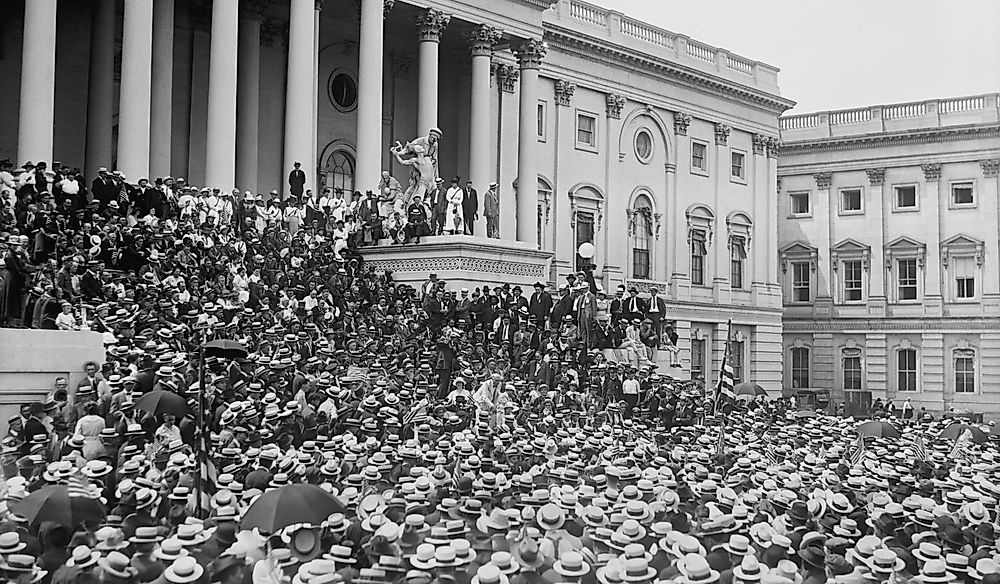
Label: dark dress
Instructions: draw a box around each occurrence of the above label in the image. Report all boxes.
[0,249,30,324]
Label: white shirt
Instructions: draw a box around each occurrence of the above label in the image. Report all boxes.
[623,378,640,395]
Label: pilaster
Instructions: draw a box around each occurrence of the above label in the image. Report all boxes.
[812,332,835,397]
[921,163,943,313]
[865,332,888,397]
[922,332,945,411]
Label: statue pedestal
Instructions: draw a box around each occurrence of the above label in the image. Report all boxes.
[360,235,553,291]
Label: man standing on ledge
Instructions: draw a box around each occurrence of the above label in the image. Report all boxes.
[463,179,478,235]
[484,181,500,239]
[288,161,306,199]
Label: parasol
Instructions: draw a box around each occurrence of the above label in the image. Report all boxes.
[856,420,901,439]
[9,485,106,530]
[135,389,190,419]
[734,382,767,398]
[940,422,988,444]
[241,484,346,534]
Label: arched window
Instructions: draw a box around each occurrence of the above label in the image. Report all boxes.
[631,195,652,279]
[323,150,355,194]
[791,347,810,388]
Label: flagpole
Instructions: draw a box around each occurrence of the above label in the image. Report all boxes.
[195,340,206,519]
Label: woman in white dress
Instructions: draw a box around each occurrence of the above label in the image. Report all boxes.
[446,187,464,234]
[73,401,106,461]
[284,200,304,236]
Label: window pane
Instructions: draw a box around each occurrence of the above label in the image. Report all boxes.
[691,339,705,379]
[791,193,809,215]
[898,258,917,300]
[731,152,745,178]
[953,183,974,205]
[844,260,863,301]
[841,189,862,212]
[537,103,545,138]
[898,349,917,392]
[956,353,975,393]
[791,347,810,388]
[635,131,653,161]
[577,115,595,146]
[730,341,744,383]
[575,212,595,272]
[844,356,862,391]
[896,185,917,208]
[792,262,810,302]
[692,143,707,170]
[691,229,706,285]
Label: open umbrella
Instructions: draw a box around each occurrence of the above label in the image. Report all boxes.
[734,382,767,398]
[940,422,988,444]
[856,420,901,439]
[241,484,346,534]
[9,485,106,530]
[202,339,248,360]
[135,389,189,419]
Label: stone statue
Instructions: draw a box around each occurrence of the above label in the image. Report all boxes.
[391,127,441,202]
[392,148,436,203]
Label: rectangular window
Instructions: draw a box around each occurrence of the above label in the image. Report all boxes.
[536,102,546,140]
[691,338,705,379]
[791,347,810,388]
[691,142,707,172]
[952,182,974,206]
[898,349,917,392]
[894,185,917,210]
[731,236,746,289]
[632,250,649,280]
[690,230,707,286]
[731,151,745,180]
[575,212,595,273]
[840,188,863,214]
[954,256,976,299]
[730,340,744,384]
[897,258,918,300]
[790,192,810,216]
[791,261,810,302]
[843,260,863,302]
[843,355,862,391]
[576,113,596,147]
[956,350,975,393]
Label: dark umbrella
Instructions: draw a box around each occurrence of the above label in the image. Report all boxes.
[734,382,767,397]
[857,420,901,439]
[9,485,106,529]
[202,339,248,360]
[940,422,988,444]
[241,484,346,534]
[135,389,189,419]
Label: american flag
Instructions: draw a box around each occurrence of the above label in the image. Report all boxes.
[714,320,736,417]
[765,444,782,467]
[118,181,130,208]
[196,428,217,517]
[909,434,929,462]
[402,397,430,427]
[848,434,866,468]
[949,429,973,463]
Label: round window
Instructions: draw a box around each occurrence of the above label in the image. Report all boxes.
[634,129,653,162]
[329,72,358,112]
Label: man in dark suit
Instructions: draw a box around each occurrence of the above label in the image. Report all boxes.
[80,261,104,301]
[549,286,573,329]
[17,404,46,456]
[527,282,553,329]
[462,180,478,235]
[91,167,115,211]
[288,162,306,199]
[609,284,627,324]
[621,287,646,322]
[644,286,668,342]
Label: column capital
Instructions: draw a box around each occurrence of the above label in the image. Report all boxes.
[980,158,1000,177]
[383,0,395,18]
[813,172,832,190]
[713,123,731,146]
[605,93,625,119]
[752,134,769,156]
[673,112,691,136]
[866,167,885,186]
[469,24,502,57]
[492,62,518,93]
[416,8,450,42]
[554,79,577,107]
[515,38,546,70]
[766,137,781,159]
[920,163,942,181]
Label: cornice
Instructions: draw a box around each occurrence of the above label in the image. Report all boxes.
[513,0,558,10]
[781,123,1000,154]
[783,317,1000,332]
[542,23,795,116]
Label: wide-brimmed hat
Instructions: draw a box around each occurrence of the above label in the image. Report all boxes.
[867,549,904,574]
[164,556,205,583]
[920,559,957,583]
[489,551,521,575]
[471,564,510,584]
[678,554,720,584]
[732,555,768,582]
[510,538,545,569]
[66,546,100,569]
[98,551,137,579]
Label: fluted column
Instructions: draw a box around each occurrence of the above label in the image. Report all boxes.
[356,0,389,193]
[149,0,174,179]
[284,0,316,197]
[17,0,58,165]
[469,25,501,237]
[416,9,450,135]
[85,0,115,178]
[118,0,154,181]
[204,0,240,192]
[515,39,546,245]
[236,3,265,194]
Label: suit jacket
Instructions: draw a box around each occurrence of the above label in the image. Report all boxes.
[81,271,104,300]
[463,187,478,215]
[288,169,306,195]
[528,291,553,324]
[645,295,668,322]
[622,296,647,321]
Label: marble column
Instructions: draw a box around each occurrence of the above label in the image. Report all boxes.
[85,0,115,178]
[204,0,240,192]
[17,0,57,165]
[283,0,315,197]
[416,9,450,135]
[355,0,388,193]
[468,25,500,237]
[515,39,546,245]
[236,4,265,194]
[149,0,174,179]
[118,0,154,181]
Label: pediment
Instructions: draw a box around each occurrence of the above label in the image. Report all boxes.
[780,240,818,255]
[941,233,983,249]
[885,236,925,251]
[832,238,870,253]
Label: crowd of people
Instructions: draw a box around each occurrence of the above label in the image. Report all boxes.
[0,157,999,584]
